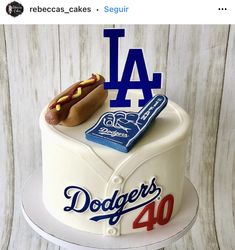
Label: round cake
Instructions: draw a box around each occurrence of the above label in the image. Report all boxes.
[40,90,190,236]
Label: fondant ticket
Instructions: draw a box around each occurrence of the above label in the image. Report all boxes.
[85,95,168,153]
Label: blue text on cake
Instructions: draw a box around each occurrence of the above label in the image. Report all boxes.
[64,177,162,225]
[104,29,162,107]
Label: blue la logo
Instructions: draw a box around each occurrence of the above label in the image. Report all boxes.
[104,29,162,107]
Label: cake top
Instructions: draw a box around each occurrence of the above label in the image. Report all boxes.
[40,90,190,170]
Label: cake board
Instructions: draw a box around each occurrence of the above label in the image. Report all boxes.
[21,168,199,250]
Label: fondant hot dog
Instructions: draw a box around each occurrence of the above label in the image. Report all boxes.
[45,74,108,127]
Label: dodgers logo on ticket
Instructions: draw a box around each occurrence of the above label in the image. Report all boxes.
[85,95,168,153]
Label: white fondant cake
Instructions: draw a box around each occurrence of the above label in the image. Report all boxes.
[40,91,190,236]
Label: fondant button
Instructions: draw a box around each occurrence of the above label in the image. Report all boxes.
[107,227,117,236]
[112,175,123,184]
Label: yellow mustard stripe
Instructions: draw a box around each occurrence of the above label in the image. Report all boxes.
[55,74,100,111]
[79,74,100,86]
[95,73,100,81]
[72,87,82,99]
[79,78,94,86]
[56,104,61,111]
[57,95,69,103]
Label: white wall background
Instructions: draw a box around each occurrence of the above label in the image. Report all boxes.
[0,25,234,250]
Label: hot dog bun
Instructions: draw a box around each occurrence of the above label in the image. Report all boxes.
[45,74,107,126]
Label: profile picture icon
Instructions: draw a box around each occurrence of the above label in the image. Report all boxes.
[6,1,24,17]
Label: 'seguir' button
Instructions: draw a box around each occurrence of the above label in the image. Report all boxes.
[104,6,129,14]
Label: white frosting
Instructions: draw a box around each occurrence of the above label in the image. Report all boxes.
[40,91,190,236]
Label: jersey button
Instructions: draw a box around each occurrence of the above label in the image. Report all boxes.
[112,175,123,184]
[107,227,117,236]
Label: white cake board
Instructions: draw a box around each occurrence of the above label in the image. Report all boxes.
[21,169,199,250]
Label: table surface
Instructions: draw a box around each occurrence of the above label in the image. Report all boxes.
[0,25,234,250]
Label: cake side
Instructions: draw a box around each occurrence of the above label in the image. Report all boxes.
[40,94,190,236]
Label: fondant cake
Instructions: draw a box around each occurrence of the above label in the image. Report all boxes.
[40,78,190,236]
